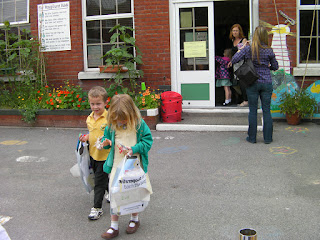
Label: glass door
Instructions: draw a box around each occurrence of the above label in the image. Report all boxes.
[175,2,215,108]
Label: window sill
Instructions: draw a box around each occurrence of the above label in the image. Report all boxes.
[78,71,129,80]
[293,67,320,76]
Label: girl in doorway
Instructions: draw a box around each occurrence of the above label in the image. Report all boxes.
[215,48,233,106]
[100,94,153,239]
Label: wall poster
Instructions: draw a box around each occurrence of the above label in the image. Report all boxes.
[37,1,71,52]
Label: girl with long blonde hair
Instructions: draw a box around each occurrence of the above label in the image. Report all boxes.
[230,26,279,144]
[100,94,153,239]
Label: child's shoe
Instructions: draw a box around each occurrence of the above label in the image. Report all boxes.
[126,220,140,234]
[101,227,119,239]
[88,207,103,220]
[105,193,110,203]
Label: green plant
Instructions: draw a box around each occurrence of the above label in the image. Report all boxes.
[0,21,45,77]
[135,87,161,110]
[279,89,317,119]
[102,24,143,99]
[43,81,90,110]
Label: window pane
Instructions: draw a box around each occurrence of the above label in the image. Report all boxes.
[88,45,102,67]
[87,21,101,44]
[118,18,133,29]
[180,51,194,71]
[180,30,194,50]
[300,0,320,5]
[102,44,113,64]
[180,8,193,28]
[300,10,317,36]
[87,0,100,16]
[101,0,116,15]
[3,1,15,22]
[102,19,116,43]
[300,38,317,62]
[194,7,208,27]
[118,0,131,14]
[16,0,27,22]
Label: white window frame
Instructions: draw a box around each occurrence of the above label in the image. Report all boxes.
[0,0,29,26]
[294,0,320,76]
[81,0,134,75]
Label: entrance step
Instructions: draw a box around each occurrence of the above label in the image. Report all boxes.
[156,108,263,132]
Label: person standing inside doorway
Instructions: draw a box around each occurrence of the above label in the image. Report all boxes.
[215,48,233,106]
[229,24,248,107]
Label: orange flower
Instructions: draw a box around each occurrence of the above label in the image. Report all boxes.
[57,93,61,97]
[76,94,80,98]
[78,98,82,102]
[49,93,52,97]
[50,98,53,102]
[50,102,54,105]
[77,104,81,108]
[45,85,49,88]
[37,90,40,93]
[56,105,59,108]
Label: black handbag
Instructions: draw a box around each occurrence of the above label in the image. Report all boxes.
[234,58,259,87]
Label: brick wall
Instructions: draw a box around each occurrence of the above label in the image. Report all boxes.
[134,0,172,90]
[30,0,83,87]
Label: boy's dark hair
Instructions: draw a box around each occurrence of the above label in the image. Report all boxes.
[88,86,108,102]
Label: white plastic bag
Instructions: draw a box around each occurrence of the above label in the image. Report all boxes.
[110,155,150,216]
[75,140,94,194]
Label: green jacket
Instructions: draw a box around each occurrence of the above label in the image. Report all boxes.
[102,119,153,174]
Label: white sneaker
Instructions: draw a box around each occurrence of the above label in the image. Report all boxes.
[105,193,110,203]
[88,207,103,220]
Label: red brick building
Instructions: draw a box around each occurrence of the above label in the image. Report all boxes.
[3,0,320,108]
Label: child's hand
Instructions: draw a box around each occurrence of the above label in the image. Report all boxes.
[126,147,133,157]
[227,62,232,68]
[101,139,112,148]
[117,144,132,156]
[79,134,89,142]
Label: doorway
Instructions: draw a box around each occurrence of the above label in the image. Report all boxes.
[170,0,251,108]
[214,0,249,105]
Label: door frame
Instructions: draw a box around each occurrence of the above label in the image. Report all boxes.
[169,0,258,108]
[170,0,215,108]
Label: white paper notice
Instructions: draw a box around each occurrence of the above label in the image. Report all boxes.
[38,1,71,52]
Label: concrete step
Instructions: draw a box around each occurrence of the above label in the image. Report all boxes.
[156,107,263,132]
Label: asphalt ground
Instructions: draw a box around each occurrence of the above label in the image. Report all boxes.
[0,122,320,240]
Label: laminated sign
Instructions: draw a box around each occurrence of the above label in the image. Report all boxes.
[110,156,150,216]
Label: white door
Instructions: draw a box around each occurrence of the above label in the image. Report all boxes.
[172,2,215,108]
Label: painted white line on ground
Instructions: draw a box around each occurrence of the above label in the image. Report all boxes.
[156,124,263,132]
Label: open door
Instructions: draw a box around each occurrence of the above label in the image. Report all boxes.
[173,2,215,108]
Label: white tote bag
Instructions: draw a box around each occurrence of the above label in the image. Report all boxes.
[110,155,150,215]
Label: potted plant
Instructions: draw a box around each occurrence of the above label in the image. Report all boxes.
[279,89,317,125]
[101,24,143,99]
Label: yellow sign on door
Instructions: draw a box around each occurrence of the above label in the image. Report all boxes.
[184,41,206,58]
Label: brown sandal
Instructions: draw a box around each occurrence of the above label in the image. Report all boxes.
[126,220,140,234]
[101,227,119,239]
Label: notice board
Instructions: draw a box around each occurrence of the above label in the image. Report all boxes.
[37,1,71,52]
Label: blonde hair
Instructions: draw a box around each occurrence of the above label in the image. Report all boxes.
[88,86,108,102]
[224,48,232,59]
[106,94,141,131]
[229,24,245,40]
[251,26,270,64]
